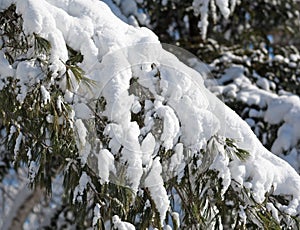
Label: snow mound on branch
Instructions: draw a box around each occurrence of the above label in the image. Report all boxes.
[1,0,300,225]
[211,61,300,169]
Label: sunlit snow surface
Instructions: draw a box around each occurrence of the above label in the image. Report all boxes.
[1,0,300,227]
[208,58,300,170]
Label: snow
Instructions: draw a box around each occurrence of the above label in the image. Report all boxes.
[144,158,169,225]
[252,92,300,155]
[256,77,270,91]
[40,86,51,105]
[74,119,87,149]
[238,206,247,224]
[211,57,300,160]
[120,0,137,16]
[112,0,149,26]
[1,0,300,227]
[216,0,230,18]
[7,125,16,143]
[74,103,93,119]
[245,118,255,127]
[14,132,22,159]
[141,132,156,166]
[162,0,168,6]
[171,212,180,228]
[92,203,101,226]
[131,99,141,114]
[73,172,90,203]
[119,122,143,192]
[192,0,232,39]
[209,139,231,195]
[193,0,209,39]
[112,215,135,230]
[56,95,63,113]
[28,160,39,183]
[168,143,185,179]
[0,51,14,90]
[155,104,180,150]
[266,202,279,222]
[97,149,116,184]
[16,60,43,103]
[249,108,263,118]
[274,54,284,62]
[279,148,300,171]
[164,225,172,230]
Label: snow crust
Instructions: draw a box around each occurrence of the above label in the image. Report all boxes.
[1,0,300,227]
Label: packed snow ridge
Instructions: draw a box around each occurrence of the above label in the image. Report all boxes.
[1,0,300,226]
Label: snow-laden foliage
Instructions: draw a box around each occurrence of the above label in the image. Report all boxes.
[192,43,300,173]
[1,0,300,229]
[214,60,300,155]
[110,0,234,39]
[117,0,299,44]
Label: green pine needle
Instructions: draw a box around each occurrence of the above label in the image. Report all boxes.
[34,33,51,54]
